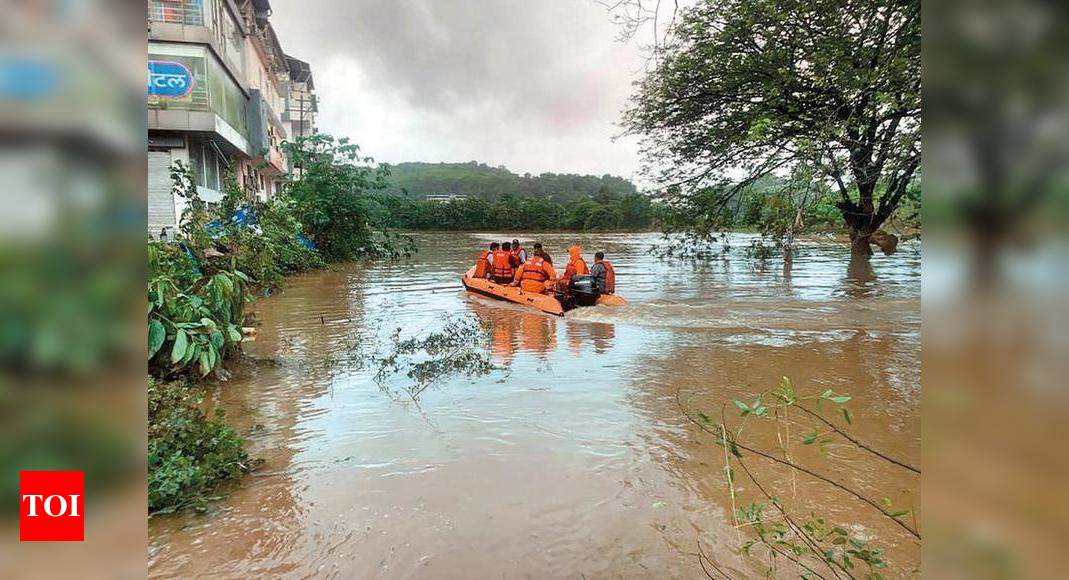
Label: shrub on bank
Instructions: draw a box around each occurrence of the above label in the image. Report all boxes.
[148,134,412,515]
[148,377,250,514]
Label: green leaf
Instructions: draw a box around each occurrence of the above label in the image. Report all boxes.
[821,389,833,399]
[842,407,852,424]
[215,273,234,295]
[198,350,211,376]
[148,320,166,359]
[170,330,188,364]
[829,396,852,404]
[200,317,218,331]
[210,331,224,350]
[802,433,817,445]
[889,510,910,518]
[226,325,242,343]
[182,343,198,366]
[734,400,750,414]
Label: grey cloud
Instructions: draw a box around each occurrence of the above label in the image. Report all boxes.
[270,0,645,178]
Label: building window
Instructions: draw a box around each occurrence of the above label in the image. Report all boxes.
[149,42,248,138]
[188,140,226,192]
[149,0,205,26]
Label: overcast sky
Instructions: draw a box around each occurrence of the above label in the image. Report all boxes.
[270,0,647,180]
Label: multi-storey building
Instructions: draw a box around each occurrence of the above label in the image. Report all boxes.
[147,0,315,237]
[236,0,289,201]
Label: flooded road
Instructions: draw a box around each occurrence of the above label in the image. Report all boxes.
[149,232,920,578]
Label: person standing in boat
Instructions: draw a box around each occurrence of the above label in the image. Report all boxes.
[589,251,616,294]
[491,242,516,283]
[511,251,557,294]
[511,239,527,264]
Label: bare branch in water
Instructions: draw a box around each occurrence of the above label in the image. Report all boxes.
[676,390,920,540]
[364,315,499,401]
[793,402,920,474]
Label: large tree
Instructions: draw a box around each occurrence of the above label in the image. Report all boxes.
[622,0,920,258]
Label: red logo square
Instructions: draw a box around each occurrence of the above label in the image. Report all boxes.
[19,471,84,542]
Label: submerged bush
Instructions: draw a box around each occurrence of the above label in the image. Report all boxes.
[148,242,249,379]
[148,377,251,514]
[366,315,497,401]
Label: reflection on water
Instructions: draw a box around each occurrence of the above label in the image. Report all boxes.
[149,232,920,578]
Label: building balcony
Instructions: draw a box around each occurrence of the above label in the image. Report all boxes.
[149,43,250,156]
[246,89,287,172]
[148,0,205,26]
[266,146,285,173]
[148,0,247,80]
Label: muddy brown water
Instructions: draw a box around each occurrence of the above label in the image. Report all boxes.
[148,232,920,579]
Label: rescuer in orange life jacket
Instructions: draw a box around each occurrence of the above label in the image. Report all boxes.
[588,251,616,294]
[511,239,527,264]
[474,242,497,278]
[491,242,516,283]
[531,242,553,265]
[557,245,588,291]
[511,250,557,294]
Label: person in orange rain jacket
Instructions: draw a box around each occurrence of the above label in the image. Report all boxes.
[474,242,497,278]
[511,252,557,294]
[491,242,515,283]
[511,239,527,264]
[589,251,615,294]
[557,245,588,290]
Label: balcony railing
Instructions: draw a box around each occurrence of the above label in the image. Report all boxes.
[148,0,205,26]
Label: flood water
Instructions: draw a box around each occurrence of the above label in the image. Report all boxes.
[148,232,921,578]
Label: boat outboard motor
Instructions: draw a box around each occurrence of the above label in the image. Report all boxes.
[568,275,601,307]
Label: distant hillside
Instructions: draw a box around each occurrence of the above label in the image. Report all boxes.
[381,161,638,201]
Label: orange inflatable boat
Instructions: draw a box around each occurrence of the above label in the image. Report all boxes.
[461,267,626,316]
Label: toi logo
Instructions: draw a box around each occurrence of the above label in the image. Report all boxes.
[19,471,84,542]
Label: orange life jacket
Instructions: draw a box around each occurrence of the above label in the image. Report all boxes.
[602,260,615,294]
[474,251,491,278]
[520,256,549,283]
[511,247,525,264]
[564,257,588,279]
[491,250,513,279]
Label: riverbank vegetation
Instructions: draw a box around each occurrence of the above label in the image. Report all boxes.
[148,377,250,514]
[148,134,412,513]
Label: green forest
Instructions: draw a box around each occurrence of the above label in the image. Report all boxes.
[370,190,657,232]
[366,161,653,231]
[381,161,638,201]
[367,161,919,234]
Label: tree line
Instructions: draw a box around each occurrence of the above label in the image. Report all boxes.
[381,161,638,202]
[368,189,657,231]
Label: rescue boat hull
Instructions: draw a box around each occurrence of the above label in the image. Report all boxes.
[461,268,626,315]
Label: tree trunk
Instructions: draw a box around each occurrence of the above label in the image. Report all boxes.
[850,229,874,259]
